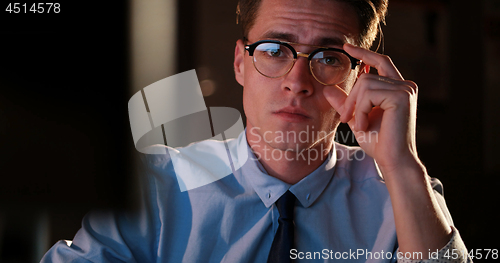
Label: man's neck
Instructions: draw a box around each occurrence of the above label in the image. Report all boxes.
[246,130,333,185]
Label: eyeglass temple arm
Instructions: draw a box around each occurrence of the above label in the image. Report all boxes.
[351,58,362,69]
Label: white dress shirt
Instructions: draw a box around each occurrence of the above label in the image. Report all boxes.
[41,131,470,262]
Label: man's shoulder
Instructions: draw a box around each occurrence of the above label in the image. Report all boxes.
[139,136,248,192]
[139,138,234,167]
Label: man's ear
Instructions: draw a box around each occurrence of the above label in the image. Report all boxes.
[234,39,245,86]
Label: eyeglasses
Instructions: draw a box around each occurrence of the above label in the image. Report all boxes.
[245,40,361,85]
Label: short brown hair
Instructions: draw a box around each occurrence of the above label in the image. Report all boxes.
[236,0,388,49]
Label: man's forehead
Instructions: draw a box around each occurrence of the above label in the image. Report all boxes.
[248,0,360,47]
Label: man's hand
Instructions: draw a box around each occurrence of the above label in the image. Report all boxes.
[324,43,452,258]
[324,43,419,173]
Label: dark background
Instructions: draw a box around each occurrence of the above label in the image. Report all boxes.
[1,0,499,262]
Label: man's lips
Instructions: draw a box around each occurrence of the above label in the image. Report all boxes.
[273,107,312,122]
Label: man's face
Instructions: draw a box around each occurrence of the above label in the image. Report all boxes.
[235,0,361,152]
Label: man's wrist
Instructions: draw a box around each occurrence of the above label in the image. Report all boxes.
[378,154,427,185]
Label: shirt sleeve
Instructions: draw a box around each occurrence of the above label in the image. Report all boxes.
[40,209,159,263]
[397,226,472,263]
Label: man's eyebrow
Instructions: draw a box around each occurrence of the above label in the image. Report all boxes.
[260,31,346,47]
[316,37,346,47]
[261,31,297,42]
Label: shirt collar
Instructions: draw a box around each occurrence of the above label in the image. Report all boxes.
[238,131,337,208]
[289,148,336,207]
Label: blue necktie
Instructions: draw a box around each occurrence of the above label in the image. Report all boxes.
[267,190,296,263]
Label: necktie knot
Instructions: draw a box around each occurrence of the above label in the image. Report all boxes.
[276,190,296,221]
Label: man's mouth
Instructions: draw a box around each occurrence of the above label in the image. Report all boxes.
[273,107,312,122]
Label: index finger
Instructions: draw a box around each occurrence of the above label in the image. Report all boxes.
[323,85,348,117]
[344,43,404,80]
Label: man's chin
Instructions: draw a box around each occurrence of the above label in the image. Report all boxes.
[266,141,313,153]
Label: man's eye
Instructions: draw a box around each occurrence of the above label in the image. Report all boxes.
[320,57,341,66]
[265,49,283,57]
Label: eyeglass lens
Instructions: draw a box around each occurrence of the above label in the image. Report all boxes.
[252,42,352,85]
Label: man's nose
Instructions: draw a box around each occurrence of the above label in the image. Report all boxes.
[281,56,315,96]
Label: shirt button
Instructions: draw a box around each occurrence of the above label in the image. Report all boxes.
[268,192,271,198]
[306,193,310,200]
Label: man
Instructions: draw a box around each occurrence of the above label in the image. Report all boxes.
[42,0,470,262]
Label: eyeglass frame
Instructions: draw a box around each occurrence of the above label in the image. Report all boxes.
[244,39,362,85]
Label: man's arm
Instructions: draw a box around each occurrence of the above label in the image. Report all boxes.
[40,153,163,263]
[324,43,466,260]
[41,209,158,263]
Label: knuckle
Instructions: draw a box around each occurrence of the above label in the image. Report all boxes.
[404,80,418,90]
[405,80,417,87]
[398,84,413,94]
[403,81,418,96]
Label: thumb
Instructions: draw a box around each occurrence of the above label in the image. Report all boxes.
[323,86,348,117]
